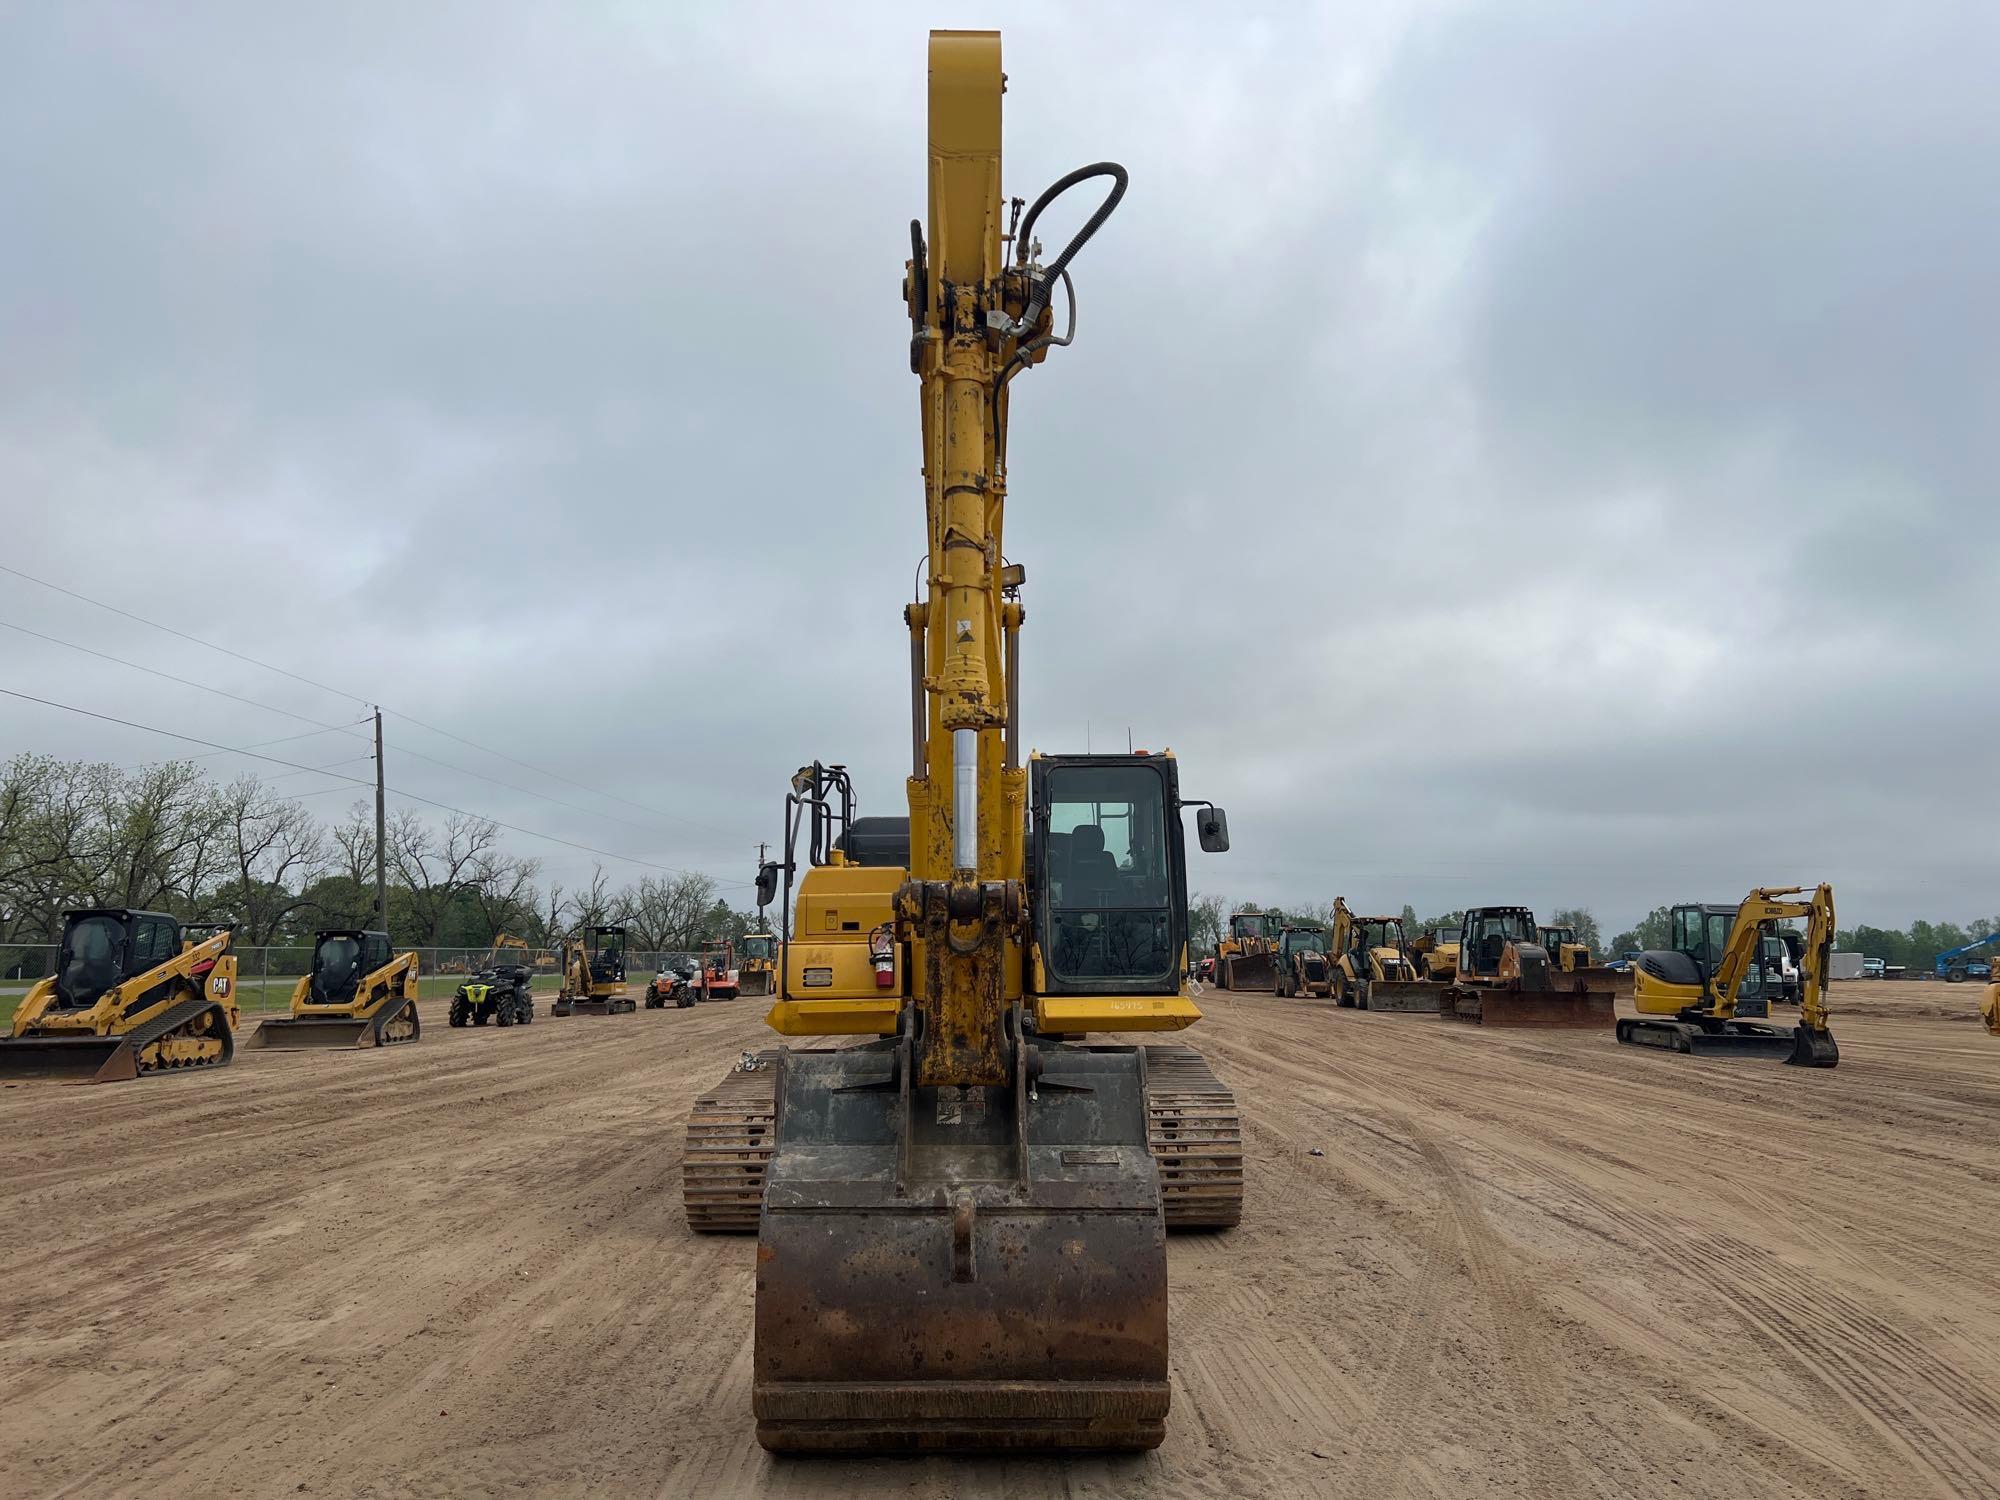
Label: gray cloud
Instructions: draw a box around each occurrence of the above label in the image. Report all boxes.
[2,0,1993,936]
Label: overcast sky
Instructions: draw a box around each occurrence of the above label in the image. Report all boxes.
[2,0,1994,938]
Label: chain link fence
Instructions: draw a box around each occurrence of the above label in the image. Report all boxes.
[0,943,718,1018]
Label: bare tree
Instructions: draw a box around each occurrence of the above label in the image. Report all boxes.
[1189,892,1227,955]
[388,808,502,944]
[620,872,718,952]
[467,848,542,941]
[558,865,619,936]
[212,777,331,944]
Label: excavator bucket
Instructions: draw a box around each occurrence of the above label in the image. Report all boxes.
[1221,950,1277,993]
[753,1040,1170,1453]
[0,1035,141,1084]
[248,997,420,1050]
[1364,979,1442,1014]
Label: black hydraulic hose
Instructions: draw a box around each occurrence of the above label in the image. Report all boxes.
[1012,161,1127,330]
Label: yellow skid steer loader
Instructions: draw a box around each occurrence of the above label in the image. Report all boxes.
[249,930,420,1050]
[0,910,239,1084]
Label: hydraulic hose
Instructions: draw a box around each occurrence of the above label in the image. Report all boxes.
[1010,161,1127,333]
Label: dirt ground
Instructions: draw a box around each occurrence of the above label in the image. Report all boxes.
[2,979,1996,1498]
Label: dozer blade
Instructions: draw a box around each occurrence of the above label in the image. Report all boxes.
[754,1041,1170,1454]
[1567,964,1634,1001]
[1364,980,1442,1014]
[0,1034,140,1084]
[1446,984,1615,1028]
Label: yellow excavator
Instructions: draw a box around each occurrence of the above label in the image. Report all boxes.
[1214,908,1280,991]
[683,34,1242,1453]
[1439,905,1618,1027]
[550,924,633,1016]
[248,929,421,1049]
[1329,898,1437,1011]
[0,910,240,1083]
[1619,885,1839,1065]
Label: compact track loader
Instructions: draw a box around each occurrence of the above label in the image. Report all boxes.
[249,930,420,1050]
[682,38,1243,1454]
[550,925,633,1016]
[1329,898,1437,1011]
[1619,885,1838,1065]
[1440,906,1616,1027]
[0,910,239,1083]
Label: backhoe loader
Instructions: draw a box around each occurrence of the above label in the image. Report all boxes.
[1537,922,1634,1001]
[249,930,420,1049]
[0,910,239,1083]
[550,925,633,1015]
[682,36,1241,1453]
[1410,925,1460,982]
[1214,908,1279,991]
[1439,906,1617,1027]
[1329,898,1437,1011]
[1619,885,1839,1065]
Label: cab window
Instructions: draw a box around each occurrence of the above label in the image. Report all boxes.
[1044,763,1173,983]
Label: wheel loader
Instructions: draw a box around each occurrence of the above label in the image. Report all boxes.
[248,930,420,1049]
[737,930,778,998]
[1329,898,1438,1011]
[1439,906,1617,1027]
[1214,908,1280,991]
[1273,925,1332,997]
[0,910,239,1083]
[1619,885,1839,1065]
[549,924,633,1015]
[682,37,1243,1453]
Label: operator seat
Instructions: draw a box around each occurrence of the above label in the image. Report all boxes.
[1068,825,1119,897]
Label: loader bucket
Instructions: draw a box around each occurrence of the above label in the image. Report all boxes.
[0,1034,139,1085]
[1222,951,1277,993]
[753,1041,1170,1453]
[1364,980,1442,1014]
[247,1016,374,1049]
[739,970,775,999]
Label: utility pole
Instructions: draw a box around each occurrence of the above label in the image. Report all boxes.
[373,707,388,933]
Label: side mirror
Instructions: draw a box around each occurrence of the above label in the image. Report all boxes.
[755,860,781,909]
[1196,806,1230,853]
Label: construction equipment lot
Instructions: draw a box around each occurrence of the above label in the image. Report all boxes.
[2,983,1994,1498]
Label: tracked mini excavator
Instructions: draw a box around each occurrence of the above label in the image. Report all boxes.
[1214,908,1280,991]
[1619,885,1839,1065]
[1439,905,1617,1027]
[0,910,239,1083]
[681,33,1243,1454]
[1329,898,1437,1012]
[249,929,420,1050]
[550,924,633,1016]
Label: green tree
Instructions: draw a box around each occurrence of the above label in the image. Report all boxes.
[1546,907,1602,953]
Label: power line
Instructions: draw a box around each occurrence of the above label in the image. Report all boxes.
[0,686,753,889]
[0,565,739,843]
[1,616,373,744]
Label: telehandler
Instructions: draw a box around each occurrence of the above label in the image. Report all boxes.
[1620,885,1839,1065]
[682,35,1241,1453]
[550,924,633,1016]
[249,929,420,1049]
[0,910,239,1083]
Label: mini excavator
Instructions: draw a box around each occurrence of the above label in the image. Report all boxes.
[249,929,420,1049]
[551,924,633,1016]
[1620,884,1839,1065]
[0,909,239,1083]
[682,32,1242,1454]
